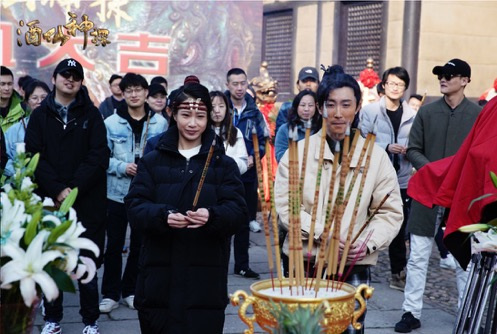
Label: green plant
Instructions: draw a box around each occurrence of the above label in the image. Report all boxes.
[269,301,325,334]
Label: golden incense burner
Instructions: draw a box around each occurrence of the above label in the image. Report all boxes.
[231,278,373,334]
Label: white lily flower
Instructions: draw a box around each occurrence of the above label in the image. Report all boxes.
[1,193,30,240]
[21,177,34,191]
[2,183,13,193]
[71,256,97,284]
[42,213,62,227]
[0,231,62,307]
[43,197,55,207]
[55,219,100,258]
[15,142,25,154]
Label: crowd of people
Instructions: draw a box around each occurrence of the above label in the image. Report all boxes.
[0,55,489,334]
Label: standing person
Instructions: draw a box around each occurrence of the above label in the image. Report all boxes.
[151,75,168,92]
[274,65,403,333]
[147,83,170,124]
[99,73,167,314]
[225,67,267,279]
[3,80,50,177]
[275,66,320,136]
[209,90,248,175]
[274,90,320,162]
[360,66,416,291]
[98,74,125,119]
[124,83,247,333]
[25,58,109,334]
[1,66,26,132]
[394,58,481,333]
[407,94,423,113]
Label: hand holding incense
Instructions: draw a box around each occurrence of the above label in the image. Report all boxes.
[192,137,216,210]
[351,190,392,245]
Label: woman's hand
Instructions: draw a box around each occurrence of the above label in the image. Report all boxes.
[185,208,209,228]
[167,211,189,229]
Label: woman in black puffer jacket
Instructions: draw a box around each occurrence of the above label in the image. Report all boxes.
[125,83,247,334]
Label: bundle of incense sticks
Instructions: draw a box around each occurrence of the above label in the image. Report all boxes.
[253,117,389,295]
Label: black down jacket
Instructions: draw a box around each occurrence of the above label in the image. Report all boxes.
[125,126,247,334]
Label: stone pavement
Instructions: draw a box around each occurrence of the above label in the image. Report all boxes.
[32,218,461,333]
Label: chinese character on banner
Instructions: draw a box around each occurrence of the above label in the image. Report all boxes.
[117,33,170,75]
[37,36,95,70]
[90,0,132,28]
[0,22,16,67]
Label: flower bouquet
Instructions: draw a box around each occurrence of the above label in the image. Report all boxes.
[0,144,99,334]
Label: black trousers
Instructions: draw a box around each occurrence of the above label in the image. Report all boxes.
[101,199,141,300]
[389,188,411,274]
[233,180,257,272]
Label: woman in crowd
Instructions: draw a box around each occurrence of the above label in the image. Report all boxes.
[274,65,403,333]
[209,90,248,175]
[3,80,50,176]
[147,83,170,125]
[274,89,321,162]
[125,83,247,334]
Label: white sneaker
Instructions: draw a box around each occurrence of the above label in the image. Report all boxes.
[41,321,61,334]
[123,295,135,310]
[440,254,457,270]
[249,220,261,233]
[99,298,119,313]
[82,323,100,334]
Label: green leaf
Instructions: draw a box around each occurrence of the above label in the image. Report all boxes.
[491,172,497,189]
[24,210,41,245]
[468,194,496,211]
[26,153,40,175]
[59,188,78,215]
[487,218,497,227]
[44,265,76,293]
[47,219,73,245]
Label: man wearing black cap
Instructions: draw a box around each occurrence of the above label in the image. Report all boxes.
[275,66,319,136]
[394,59,481,333]
[25,58,109,334]
[98,74,125,119]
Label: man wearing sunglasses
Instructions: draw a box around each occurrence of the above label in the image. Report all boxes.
[395,59,481,333]
[25,58,109,334]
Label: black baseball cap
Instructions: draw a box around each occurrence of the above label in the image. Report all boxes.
[432,58,471,78]
[148,83,167,97]
[53,58,84,80]
[298,67,319,82]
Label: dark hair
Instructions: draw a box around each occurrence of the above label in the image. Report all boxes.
[171,83,212,128]
[151,76,168,87]
[108,74,122,85]
[376,82,385,95]
[381,66,410,89]
[409,94,423,102]
[209,91,237,146]
[24,80,50,102]
[18,75,33,90]
[226,68,246,82]
[1,66,13,78]
[119,73,148,91]
[318,65,362,108]
[288,90,321,133]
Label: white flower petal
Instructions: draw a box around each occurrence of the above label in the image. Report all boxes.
[32,271,60,302]
[43,197,55,207]
[20,276,38,307]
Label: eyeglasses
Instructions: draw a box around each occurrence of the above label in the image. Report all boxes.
[385,81,406,89]
[59,70,83,82]
[28,95,47,102]
[124,87,145,95]
[437,74,462,81]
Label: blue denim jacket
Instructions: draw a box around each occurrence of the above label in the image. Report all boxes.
[105,112,168,202]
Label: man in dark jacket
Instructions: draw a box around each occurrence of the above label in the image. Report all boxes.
[25,58,109,334]
[98,74,125,119]
[225,67,267,279]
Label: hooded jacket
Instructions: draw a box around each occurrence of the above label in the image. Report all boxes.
[124,126,247,333]
[25,86,109,265]
[1,91,26,132]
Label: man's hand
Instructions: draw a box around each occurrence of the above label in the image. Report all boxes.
[55,187,72,207]
[185,208,209,229]
[339,240,368,262]
[167,211,189,229]
[388,144,407,155]
[247,155,254,169]
[126,163,138,176]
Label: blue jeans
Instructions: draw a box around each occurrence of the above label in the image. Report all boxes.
[101,200,141,300]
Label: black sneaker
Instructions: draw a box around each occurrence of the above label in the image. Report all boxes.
[395,312,421,333]
[235,268,260,279]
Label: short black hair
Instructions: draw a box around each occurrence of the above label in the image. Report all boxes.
[1,66,13,78]
[151,76,168,86]
[226,68,246,82]
[119,73,148,91]
[109,74,122,85]
[409,94,423,102]
[18,75,33,90]
[382,66,410,89]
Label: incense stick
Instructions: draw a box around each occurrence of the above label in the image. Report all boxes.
[192,137,216,210]
[351,190,392,245]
